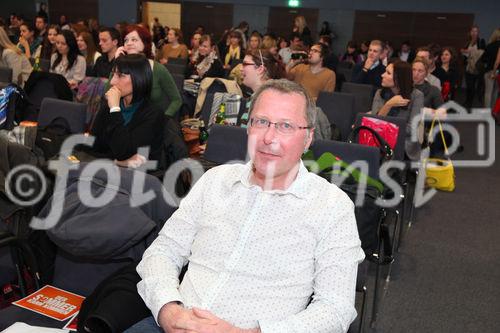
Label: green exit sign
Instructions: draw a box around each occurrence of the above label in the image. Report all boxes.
[288,0,300,7]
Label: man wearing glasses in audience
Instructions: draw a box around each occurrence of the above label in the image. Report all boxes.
[128,79,364,333]
[286,42,336,102]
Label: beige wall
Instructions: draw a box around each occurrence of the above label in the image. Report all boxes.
[143,2,181,30]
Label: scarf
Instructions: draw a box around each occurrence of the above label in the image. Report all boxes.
[119,99,142,125]
[224,45,240,66]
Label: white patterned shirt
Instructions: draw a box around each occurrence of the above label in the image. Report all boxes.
[136,161,365,333]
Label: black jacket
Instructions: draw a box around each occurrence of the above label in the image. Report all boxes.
[90,100,164,161]
[352,61,386,88]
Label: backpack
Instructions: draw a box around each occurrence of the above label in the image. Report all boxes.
[35,117,72,160]
[0,84,29,131]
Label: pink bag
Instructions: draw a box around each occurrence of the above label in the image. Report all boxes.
[359,117,399,149]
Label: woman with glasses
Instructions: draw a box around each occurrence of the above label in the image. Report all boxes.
[113,24,182,117]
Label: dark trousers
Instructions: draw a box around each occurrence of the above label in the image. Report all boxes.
[465,72,484,107]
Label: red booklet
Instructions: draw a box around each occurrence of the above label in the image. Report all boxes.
[12,285,85,321]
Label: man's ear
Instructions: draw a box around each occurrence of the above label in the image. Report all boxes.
[304,128,314,150]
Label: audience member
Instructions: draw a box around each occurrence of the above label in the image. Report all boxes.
[77,31,101,67]
[37,2,49,21]
[128,79,364,333]
[157,28,188,64]
[91,27,120,78]
[279,33,304,65]
[461,25,486,107]
[17,22,41,59]
[186,34,224,79]
[319,21,333,39]
[293,15,312,47]
[220,30,244,70]
[234,21,250,50]
[483,28,500,108]
[59,15,70,30]
[359,40,370,62]
[319,35,338,72]
[35,15,48,40]
[339,40,362,67]
[412,57,444,109]
[115,25,182,117]
[188,32,201,64]
[370,60,424,160]
[352,39,386,88]
[0,26,32,87]
[50,29,86,89]
[287,42,336,101]
[38,25,60,62]
[248,32,262,53]
[88,54,164,167]
[398,41,416,63]
[415,47,441,89]
[434,46,459,101]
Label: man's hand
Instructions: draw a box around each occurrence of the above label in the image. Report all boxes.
[363,57,374,71]
[160,57,168,65]
[105,86,121,109]
[176,308,260,333]
[158,302,197,333]
[115,154,147,169]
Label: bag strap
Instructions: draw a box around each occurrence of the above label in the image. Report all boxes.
[428,116,449,155]
[348,125,394,161]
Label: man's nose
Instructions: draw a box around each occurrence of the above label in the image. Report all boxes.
[263,124,278,144]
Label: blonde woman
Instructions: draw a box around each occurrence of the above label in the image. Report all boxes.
[0,27,32,87]
[293,15,312,46]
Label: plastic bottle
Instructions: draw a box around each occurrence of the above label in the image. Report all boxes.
[199,120,209,144]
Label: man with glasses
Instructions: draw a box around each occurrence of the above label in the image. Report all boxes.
[129,79,364,333]
[286,42,336,101]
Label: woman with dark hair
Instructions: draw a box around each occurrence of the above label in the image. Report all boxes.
[113,24,182,117]
[461,25,487,107]
[435,46,459,101]
[39,25,60,61]
[371,60,424,160]
[339,40,362,67]
[17,22,41,59]
[186,34,224,79]
[50,30,86,88]
[221,30,244,70]
[89,54,164,167]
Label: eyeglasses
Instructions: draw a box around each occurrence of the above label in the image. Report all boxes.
[249,117,311,135]
[309,48,321,54]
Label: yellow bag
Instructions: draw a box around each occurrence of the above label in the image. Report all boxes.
[424,117,455,191]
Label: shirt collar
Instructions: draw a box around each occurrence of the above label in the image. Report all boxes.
[231,160,310,199]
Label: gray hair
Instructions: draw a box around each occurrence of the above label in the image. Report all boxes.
[248,79,316,128]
